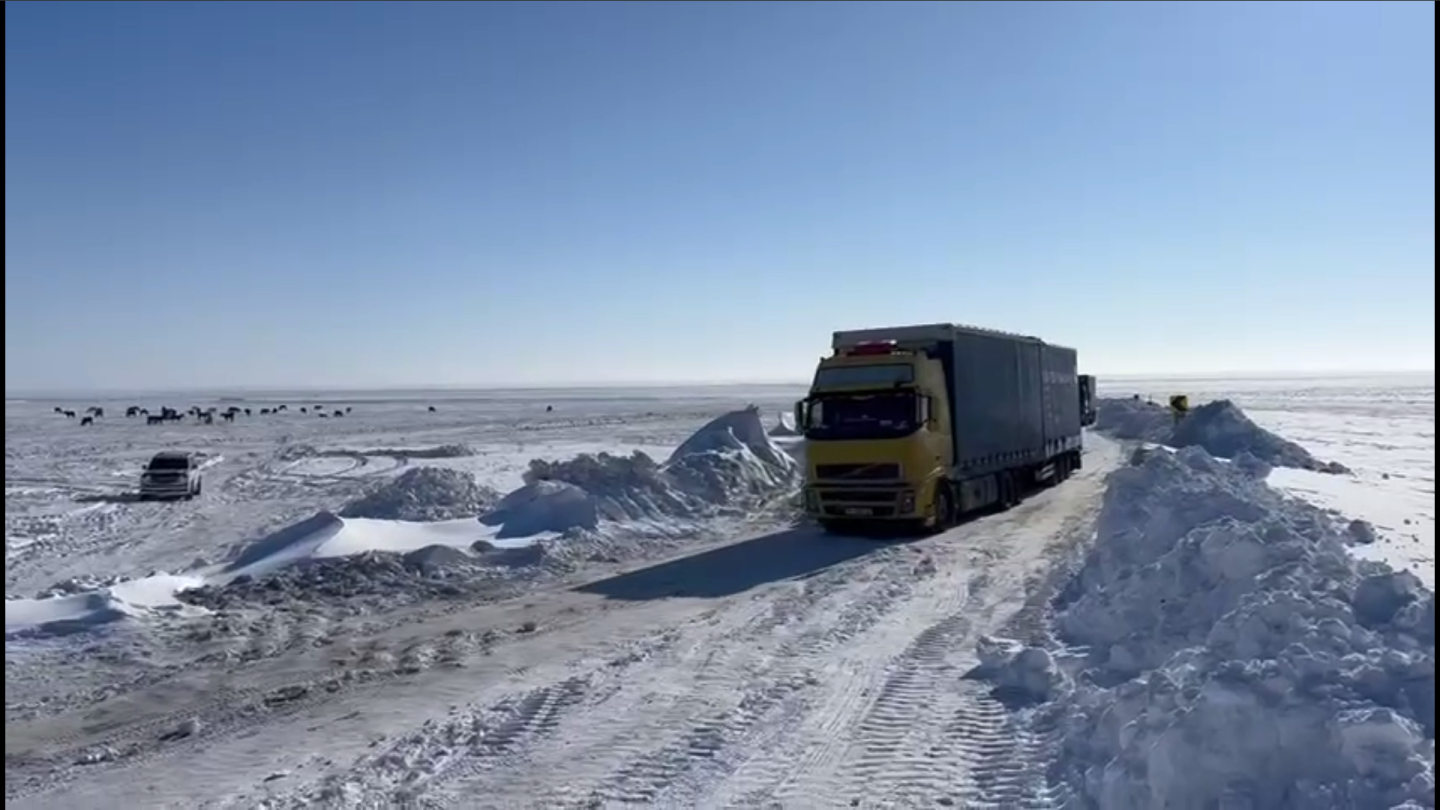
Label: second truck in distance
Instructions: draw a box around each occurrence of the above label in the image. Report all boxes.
[795,322,1089,534]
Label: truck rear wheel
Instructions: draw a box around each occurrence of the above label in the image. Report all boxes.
[997,472,1018,511]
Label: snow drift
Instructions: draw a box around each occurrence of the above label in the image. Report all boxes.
[991,444,1434,809]
[6,573,207,639]
[1094,396,1351,474]
[484,406,801,536]
[340,467,501,522]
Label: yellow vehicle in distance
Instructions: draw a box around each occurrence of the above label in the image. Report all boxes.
[795,323,1086,535]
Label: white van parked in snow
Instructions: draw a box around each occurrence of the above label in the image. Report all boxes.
[139,451,203,500]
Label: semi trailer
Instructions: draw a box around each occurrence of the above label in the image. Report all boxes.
[795,322,1084,534]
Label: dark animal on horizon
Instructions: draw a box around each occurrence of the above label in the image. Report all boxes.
[300,407,308,414]
[147,414,165,425]
[80,416,94,426]
[126,406,141,418]
[546,405,554,413]
[243,408,252,417]
[64,410,77,419]
[317,412,329,418]
[344,406,352,414]
[334,409,345,418]
[428,405,437,412]
[54,407,63,414]
[221,411,235,422]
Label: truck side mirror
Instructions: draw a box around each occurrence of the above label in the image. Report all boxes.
[793,401,806,431]
[917,395,932,426]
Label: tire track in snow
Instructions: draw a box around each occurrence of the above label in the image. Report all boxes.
[4,629,486,805]
[293,675,596,808]
[565,550,932,808]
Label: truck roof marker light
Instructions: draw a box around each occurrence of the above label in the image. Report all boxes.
[846,340,898,356]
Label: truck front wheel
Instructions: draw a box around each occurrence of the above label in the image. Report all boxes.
[932,485,956,533]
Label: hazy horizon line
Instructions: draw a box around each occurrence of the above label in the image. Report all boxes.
[6,368,1433,400]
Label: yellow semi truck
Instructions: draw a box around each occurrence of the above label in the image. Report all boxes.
[795,323,1087,534]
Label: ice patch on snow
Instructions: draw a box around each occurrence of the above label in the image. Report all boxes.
[340,467,501,522]
[1095,397,1351,474]
[1036,445,1434,809]
[6,572,207,639]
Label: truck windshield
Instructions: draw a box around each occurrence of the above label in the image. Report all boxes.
[814,364,914,390]
[805,393,917,440]
[148,456,189,471]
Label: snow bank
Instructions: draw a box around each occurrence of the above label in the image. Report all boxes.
[768,409,800,437]
[1095,396,1351,474]
[340,467,501,522]
[1023,445,1434,809]
[502,406,800,530]
[6,573,207,639]
[176,408,801,617]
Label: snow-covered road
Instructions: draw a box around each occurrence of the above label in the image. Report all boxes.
[6,438,1121,809]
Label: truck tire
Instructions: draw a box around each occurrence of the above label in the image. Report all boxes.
[932,485,956,533]
[997,472,1019,511]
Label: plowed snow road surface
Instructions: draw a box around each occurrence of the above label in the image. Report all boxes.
[7,436,1119,809]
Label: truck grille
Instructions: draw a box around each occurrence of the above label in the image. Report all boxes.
[818,490,896,504]
[813,463,901,481]
[822,505,897,518]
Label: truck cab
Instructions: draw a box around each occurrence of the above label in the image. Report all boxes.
[1079,374,1097,426]
[794,340,951,530]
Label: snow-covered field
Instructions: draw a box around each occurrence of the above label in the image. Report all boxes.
[4,375,1433,808]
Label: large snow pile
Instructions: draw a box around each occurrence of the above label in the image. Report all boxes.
[479,480,599,538]
[489,406,801,535]
[1002,445,1435,809]
[339,467,501,522]
[1094,396,1351,474]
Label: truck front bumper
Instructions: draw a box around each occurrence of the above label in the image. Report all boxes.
[803,485,917,520]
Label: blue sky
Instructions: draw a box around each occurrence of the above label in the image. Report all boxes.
[5,0,1434,392]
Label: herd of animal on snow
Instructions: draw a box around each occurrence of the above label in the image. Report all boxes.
[52,402,358,426]
[50,402,556,426]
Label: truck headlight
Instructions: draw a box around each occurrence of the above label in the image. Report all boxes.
[899,490,916,514]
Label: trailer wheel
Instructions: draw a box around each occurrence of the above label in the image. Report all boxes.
[996,473,1014,511]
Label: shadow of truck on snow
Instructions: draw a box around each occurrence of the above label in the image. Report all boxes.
[574,526,902,601]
